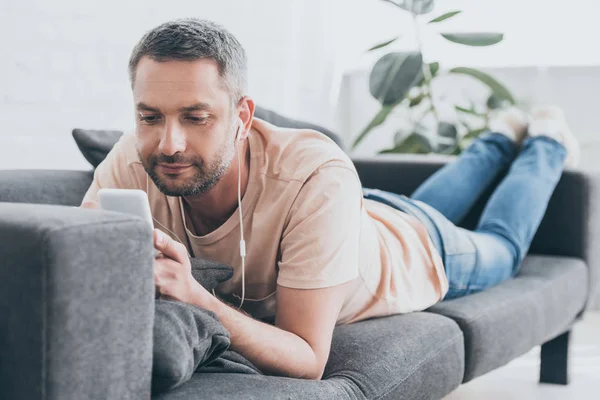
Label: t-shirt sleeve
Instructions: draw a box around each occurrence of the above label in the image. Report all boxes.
[81,135,141,205]
[276,162,363,289]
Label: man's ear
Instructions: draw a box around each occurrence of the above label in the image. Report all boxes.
[236,97,255,140]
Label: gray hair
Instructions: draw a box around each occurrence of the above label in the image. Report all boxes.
[128,18,247,103]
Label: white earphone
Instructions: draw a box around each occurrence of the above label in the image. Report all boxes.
[147,117,247,310]
[235,118,247,310]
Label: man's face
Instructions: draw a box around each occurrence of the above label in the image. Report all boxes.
[133,57,237,197]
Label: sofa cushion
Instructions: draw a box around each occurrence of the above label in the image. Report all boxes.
[427,255,587,383]
[153,312,464,400]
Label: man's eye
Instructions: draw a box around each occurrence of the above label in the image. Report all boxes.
[140,115,161,124]
[185,116,208,124]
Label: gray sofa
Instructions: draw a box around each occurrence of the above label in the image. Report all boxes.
[0,155,598,399]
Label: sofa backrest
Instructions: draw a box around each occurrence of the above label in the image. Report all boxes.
[0,170,93,207]
[253,106,344,150]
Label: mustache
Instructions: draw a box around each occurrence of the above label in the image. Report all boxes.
[148,153,202,166]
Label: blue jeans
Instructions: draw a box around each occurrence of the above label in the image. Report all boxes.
[363,132,567,300]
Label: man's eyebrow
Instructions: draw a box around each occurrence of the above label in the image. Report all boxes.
[136,103,160,112]
[135,102,213,113]
[179,103,213,112]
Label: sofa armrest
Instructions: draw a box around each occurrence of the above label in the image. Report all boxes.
[0,203,155,400]
[0,170,94,206]
[353,155,600,310]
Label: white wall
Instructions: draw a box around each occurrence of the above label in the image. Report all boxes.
[0,0,343,170]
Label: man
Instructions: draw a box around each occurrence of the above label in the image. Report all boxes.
[81,18,579,380]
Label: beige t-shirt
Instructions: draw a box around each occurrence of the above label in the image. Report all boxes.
[82,118,448,324]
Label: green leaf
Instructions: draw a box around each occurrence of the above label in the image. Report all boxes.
[367,36,401,52]
[380,133,432,154]
[438,144,461,155]
[369,52,423,105]
[486,93,509,110]
[352,104,398,149]
[409,92,426,107]
[450,146,462,155]
[438,122,458,139]
[381,0,435,15]
[464,127,486,140]
[441,33,504,47]
[437,122,459,153]
[455,105,486,117]
[414,62,440,86]
[393,127,412,145]
[429,62,440,77]
[429,10,461,24]
[449,67,515,104]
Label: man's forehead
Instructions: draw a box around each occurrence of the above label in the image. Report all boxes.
[136,80,217,93]
[133,57,226,94]
[133,58,230,109]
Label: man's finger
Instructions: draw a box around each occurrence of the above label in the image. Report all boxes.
[154,262,165,298]
[153,229,186,264]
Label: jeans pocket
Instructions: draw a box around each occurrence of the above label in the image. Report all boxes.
[444,251,477,296]
[437,224,478,297]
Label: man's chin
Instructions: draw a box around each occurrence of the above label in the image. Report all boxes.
[153,173,198,197]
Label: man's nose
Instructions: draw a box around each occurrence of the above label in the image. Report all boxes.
[158,123,186,156]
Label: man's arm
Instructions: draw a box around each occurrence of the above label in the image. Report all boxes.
[153,163,363,379]
[197,283,350,379]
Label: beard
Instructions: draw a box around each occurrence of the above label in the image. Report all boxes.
[138,134,235,197]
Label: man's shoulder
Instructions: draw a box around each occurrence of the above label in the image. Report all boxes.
[252,118,355,184]
[93,132,145,190]
[110,132,142,167]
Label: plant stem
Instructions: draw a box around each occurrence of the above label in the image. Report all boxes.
[412,11,439,125]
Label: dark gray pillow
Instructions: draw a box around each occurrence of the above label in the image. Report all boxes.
[190,258,233,291]
[253,106,345,150]
[72,128,123,168]
[151,299,231,394]
[196,350,262,375]
[152,299,261,394]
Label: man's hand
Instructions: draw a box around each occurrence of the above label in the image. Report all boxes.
[153,229,209,304]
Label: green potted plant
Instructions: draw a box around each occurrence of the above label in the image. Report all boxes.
[352,0,516,155]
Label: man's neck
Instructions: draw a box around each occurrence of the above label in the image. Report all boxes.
[182,139,250,236]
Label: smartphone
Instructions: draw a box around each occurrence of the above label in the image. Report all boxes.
[97,188,154,229]
[98,188,161,290]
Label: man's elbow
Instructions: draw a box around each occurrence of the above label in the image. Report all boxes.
[313,369,325,381]
[299,368,324,381]
[80,201,100,209]
[300,360,326,381]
